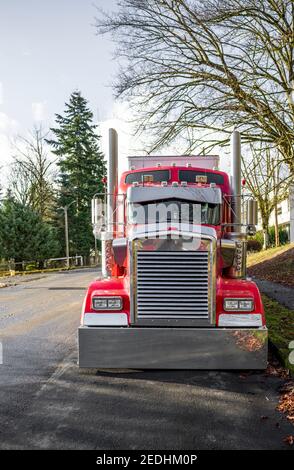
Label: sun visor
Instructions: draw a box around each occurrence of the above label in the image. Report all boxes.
[127,186,222,204]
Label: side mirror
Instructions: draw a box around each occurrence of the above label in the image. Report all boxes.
[91,197,106,237]
[246,199,258,236]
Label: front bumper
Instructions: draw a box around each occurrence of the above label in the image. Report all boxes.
[78,326,268,369]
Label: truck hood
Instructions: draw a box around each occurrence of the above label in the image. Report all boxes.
[128,223,217,241]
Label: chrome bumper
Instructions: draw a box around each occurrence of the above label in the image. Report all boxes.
[78,326,268,369]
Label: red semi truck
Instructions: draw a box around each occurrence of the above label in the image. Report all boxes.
[78,129,268,369]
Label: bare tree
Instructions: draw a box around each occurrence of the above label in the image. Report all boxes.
[8,164,32,207]
[10,126,56,220]
[96,0,294,172]
[242,144,291,248]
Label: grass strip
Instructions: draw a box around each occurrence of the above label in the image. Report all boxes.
[263,293,294,374]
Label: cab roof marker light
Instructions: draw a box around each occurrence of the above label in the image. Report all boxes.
[171,181,179,187]
[143,174,154,183]
[181,181,188,187]
[196,175,208,183]
[186,163,192,167]
[161,181,168,187]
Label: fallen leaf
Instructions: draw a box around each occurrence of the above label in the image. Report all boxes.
[277,381,294,424]
[247,247,294,288]
[279,381,294,394]
[265,364,289,379]
[283,435,294,446]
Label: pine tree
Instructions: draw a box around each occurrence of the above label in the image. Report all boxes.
[0,196,59,263]
[46,91,106,259]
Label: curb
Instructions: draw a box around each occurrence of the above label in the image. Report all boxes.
[269,340,294,378]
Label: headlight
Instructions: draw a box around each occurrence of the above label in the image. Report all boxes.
[92,298,108,309]
[224,298,254,311]
[224,299,239,311]
[239,299,254,310]
[92,296,123,311]
[108,298,122,309]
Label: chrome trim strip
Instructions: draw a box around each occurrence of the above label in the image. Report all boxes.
[129,238,136,323]
[83,313,128,326]
[219,314,262,327]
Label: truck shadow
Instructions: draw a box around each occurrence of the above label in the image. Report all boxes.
[86,367,271,394]
[89,348,283,392]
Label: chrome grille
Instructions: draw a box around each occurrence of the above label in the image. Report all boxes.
[136,251,209,320]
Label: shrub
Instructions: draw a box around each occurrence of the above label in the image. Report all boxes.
[268,226,289,246]
[247,239,262,252]
[248,227,289,249]
[254,230,264,247]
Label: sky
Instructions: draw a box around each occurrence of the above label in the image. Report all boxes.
[0,0,228,183]
[0,0,119,123]
[0,0,133,174]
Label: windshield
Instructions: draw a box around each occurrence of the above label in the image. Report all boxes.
[125,170,170,184]
[179,170,224,185]
[128,199,221,225]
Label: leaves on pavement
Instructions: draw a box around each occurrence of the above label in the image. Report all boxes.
[277,381,294,424]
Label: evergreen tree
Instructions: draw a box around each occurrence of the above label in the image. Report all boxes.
[46,91,106,259]
[0,196,59,263]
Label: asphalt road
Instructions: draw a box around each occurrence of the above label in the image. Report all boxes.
[0,269,293,450]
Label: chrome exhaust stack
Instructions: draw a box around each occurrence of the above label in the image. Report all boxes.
[226,130,247,278]
[231,130,242,226]
[101,128,118,277]
[221,131,259,277]
[246,198,258,236]
[107,128,118,235]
